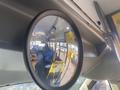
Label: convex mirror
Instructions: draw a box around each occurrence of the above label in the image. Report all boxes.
[25,10,83,90]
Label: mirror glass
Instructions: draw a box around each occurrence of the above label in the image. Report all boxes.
[28,15,79,87]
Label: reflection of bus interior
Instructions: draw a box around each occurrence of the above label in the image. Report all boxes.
[30,37,78,77]
[30,16,78,86]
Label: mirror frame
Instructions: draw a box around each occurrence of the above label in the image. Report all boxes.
[24,10,83,90]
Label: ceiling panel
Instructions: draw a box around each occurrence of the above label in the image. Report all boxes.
[95,0,120,15]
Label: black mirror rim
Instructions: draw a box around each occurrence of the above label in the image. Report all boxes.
[24,9,83,90]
